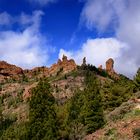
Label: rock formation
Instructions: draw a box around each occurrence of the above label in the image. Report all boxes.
[0,61,23,76]
[106,58,115,74]
[49,55,77,76]
[98,65,103,71]
[105,58,119,79]
[0,61,23,82]
[82,57,86,67]
[62,55,67,62]
[23,55,77,78]
[23,82,38,100]
[24,66,49,79]
[0,56,120,81]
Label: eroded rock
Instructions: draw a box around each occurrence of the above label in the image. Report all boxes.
[105,58,119,79]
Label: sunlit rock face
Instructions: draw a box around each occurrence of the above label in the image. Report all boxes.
[106,58,115,74]
[23,54,77,78]
[0,61,23,76]
[49,55,77,76]
[106,58,119,79]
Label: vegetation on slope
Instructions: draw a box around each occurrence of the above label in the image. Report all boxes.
[0,65,140,140]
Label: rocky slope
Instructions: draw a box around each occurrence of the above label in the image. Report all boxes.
[23,55,77,79]
[0,61,23,83]
[1,55,139,140]
[0,55,119,101]
[84,92,140,140]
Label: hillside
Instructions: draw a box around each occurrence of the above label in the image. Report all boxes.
[85,91,140,140]
[0,56,140,140]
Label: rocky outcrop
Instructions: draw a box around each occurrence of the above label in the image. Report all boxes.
[98,65,103,71]
[0,61,23,77]
[82,57,86,67]
[48,55,77,76]
[23,82,38,100]
[106,58,115,74]
[23,55,77,78]
[105,58,119,79]
[52,76,84,104]
[0,56,120,81]
[23,66,49,79]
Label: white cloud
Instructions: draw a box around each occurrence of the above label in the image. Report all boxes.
[59,38,134,75]
[28,0,57,6]
[0,12,13,25]
[79,0,140,78]
[59,38,123,65]
[116,1,140,66]
[0,11,52,69]
[19,11,44,27]
[80,0,127,31]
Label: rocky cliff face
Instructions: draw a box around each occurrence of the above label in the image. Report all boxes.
[0,61,23,82]
[0,56,120,82]
[23,55,77,79]
[0,55,77,82]
[0,61,23,76]
[49,55,77,76]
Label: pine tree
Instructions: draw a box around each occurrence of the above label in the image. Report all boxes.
[27,78,58,140]
[67,71,105,135]
[0,107,3,130]
[134,68,140,90]
[82,71,105,133]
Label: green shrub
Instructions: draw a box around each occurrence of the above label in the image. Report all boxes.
[22,74,29,82]
[1,123,28,140]
[105,128,117,136]
[0,85,2,91]
[66,71,105,135]
[134,109,140,116]
[106,102,134,121]
[133,127,140,138]
[57,67,63,76]
[134,68,140,91]
[27,78,59,140]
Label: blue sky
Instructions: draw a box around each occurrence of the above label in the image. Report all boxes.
[0,0,140,78]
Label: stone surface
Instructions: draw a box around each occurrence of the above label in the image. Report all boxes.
[23,66,49,79]
[48,55,77,76]
[23,82,38,100]
[0,61,23,76]
[82,57,86,67]
[52,76,84,104]
[105,58,119,79]
[62,55,67,62]
[23,55,77,78]
[106,58,115,74]
[98,65,103,71]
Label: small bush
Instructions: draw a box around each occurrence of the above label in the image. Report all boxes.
[105,128,117,136]
[134,109,140,116]
[65,84,69,89]
[18,88,24,96]
[133,127,140,138]
[106,102,133,121]
[57,67,63,76]
[0,85,2,91]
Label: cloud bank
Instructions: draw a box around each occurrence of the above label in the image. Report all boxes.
[59,38,129,73]
[28,0,57,6]
[0,11,51,68]
[60,0,140,78]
